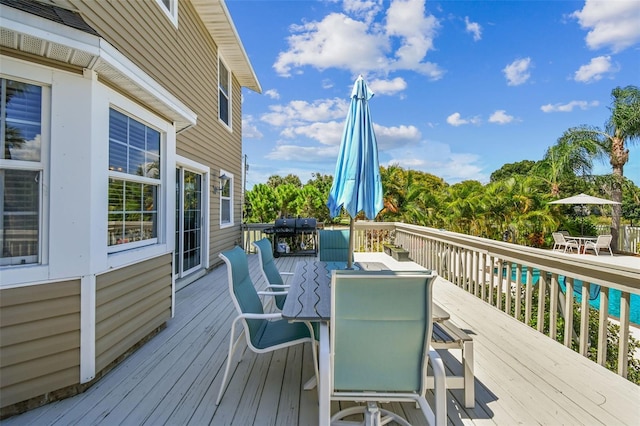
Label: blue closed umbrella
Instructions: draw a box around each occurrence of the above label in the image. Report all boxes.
[327,76,384,268]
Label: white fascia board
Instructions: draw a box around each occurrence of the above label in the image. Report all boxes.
[0,4,101,56]
[96,41,197,128]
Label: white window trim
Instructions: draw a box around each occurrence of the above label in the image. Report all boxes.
[155,0,178,28]
[107,108,164,254]
[218,56,232,131]
[219,169,233,228]
[0,71,51,274]
[104,87,176,271]
[176,155,210,272]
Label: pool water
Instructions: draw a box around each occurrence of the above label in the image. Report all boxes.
[502,266,639,326]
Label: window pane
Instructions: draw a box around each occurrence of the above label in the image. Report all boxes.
[109,141,127,173]
[145,153,160,179]
[108,179,157,246]
[221,199,231,223]
[109,108,161,180]
[1,169,39,264]
[128,147,145,175]
[219,62,229,93]
[129,119,145,150]
[3,79,42,162]
[219,91,229,125]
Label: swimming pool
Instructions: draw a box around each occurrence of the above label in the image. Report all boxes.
[503,266,639,326]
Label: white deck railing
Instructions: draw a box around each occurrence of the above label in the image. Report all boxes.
[243,221,639,379]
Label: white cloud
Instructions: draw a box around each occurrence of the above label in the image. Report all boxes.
[264,89,280,99]
[373,123,421,150]
[503,58,532,86]
[242,115,263,139]
[260,98,349,126]
[571,0,640,52]
[465,16,482,41]
[488,110,515,125]
[574,55,616,83]
[266,144,340,162]
[281,121,344,146]
[273,0,444,80]
[384,140,488,183]
[446,112,481,127]
[321,79,334,89]
[540,100,600,113]
[368,77,407,95]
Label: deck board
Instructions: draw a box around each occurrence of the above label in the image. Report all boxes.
[3,253,638,425]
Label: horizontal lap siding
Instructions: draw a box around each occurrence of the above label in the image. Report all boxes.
[0,280,81,408]
[95,254,172,372]
[70,0,246,266]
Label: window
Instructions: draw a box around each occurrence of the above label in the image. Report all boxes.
[218,58,231,127]
[219,172,232,226]
[1,78,45,266]
[156,0,178,26]
[108,108,161,250]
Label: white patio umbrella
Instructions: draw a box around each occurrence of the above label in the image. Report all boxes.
[549,193,620,235]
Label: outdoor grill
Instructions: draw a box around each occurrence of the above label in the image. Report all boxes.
[264,217,318,256]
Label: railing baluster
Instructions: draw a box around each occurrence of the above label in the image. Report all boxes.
[597,286,610,366]
[563,277,574,348]
[537,271,547,333]
[579,281,590,356]
[618,291,630,378]
[525,267,533,325]
[515,264,522,321]
[549,273,558,340]
[505,261,513,314]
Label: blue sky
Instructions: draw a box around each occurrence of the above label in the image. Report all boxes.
[226,0,640,189]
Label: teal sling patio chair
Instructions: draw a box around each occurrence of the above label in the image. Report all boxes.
[216,246,318,405]
[318,229,352,264]
[320,270,447,426]
[253,237,293,310]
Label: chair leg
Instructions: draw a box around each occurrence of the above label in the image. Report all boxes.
[304,321,320,390]
[216,320,245,405]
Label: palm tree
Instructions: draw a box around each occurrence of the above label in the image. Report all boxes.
[536,137,599,197]
[557,85,640,251]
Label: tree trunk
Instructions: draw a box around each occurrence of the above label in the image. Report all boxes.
[609,136,628,253]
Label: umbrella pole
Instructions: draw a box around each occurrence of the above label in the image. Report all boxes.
[348,217,354,269]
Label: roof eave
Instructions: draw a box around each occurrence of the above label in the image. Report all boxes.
[191,0,262,94]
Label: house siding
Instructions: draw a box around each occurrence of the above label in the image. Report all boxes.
[95,254,172,372]
[67,0,246,267]
[0,280,81,408]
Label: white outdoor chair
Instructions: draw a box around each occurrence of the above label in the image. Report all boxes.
[320,270,447,426]
[552,232,579,253]
[584,235,613,256]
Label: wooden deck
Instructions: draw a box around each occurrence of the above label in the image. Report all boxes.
[4,254,639,425]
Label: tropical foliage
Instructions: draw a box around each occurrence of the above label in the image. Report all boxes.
[243,86,639,251]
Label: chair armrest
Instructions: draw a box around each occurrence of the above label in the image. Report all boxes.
[266,284,290,289]
[280,271,294,276]
[239,312,282,320]
[257,291,288,296]
[428,347,447,426]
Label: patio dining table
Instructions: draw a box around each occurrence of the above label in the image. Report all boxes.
[571,236,598,254]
